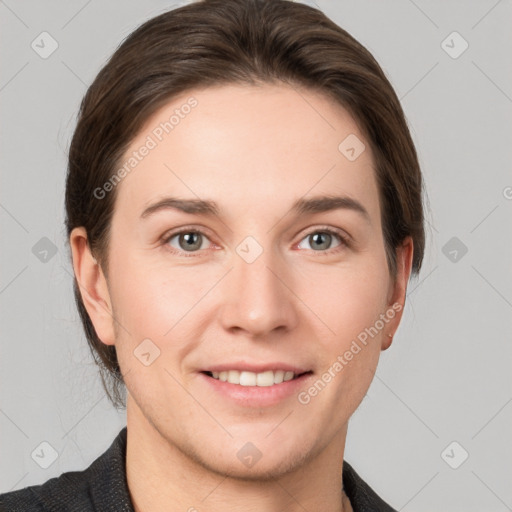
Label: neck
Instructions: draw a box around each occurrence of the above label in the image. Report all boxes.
[125,395,351,512]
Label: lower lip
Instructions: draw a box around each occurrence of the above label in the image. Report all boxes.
[199,372,314,407]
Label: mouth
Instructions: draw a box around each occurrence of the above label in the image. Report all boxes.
[200,369,313,387]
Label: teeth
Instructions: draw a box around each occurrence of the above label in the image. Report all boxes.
[209,369,300,386]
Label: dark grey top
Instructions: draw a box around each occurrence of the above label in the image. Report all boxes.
[0,427,397,511]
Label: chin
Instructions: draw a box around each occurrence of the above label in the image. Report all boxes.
[205,452,311,483]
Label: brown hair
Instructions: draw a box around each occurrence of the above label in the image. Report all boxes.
[65,0,425,409]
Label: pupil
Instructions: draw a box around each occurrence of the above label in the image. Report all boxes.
[311,232,331,250]
[181,232,201,251]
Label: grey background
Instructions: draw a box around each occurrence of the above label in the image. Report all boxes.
[1,1,511,510]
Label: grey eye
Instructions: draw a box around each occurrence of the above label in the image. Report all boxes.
[297,231,342,251]
[168,231,208,252]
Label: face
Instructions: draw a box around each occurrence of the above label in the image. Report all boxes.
[73,82,412,480]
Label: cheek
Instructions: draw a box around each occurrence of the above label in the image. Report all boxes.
[292,262,388,424]
[108,253,212,340]
[296,258,390,344]
[296,259,389,398]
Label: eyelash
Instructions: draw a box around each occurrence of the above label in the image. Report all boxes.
[160,225,351,258]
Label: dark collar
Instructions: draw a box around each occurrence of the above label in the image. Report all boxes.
[342,460,397,512]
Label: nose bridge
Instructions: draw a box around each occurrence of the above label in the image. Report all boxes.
[219,236,297,335]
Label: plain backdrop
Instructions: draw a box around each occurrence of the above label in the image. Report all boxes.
[1,1,511,510]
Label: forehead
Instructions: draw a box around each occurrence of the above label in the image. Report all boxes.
[113,83,379,224]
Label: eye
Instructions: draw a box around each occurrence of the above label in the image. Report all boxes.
[164,229,212,254]
[296,228,348,253]
[162,226,349,257]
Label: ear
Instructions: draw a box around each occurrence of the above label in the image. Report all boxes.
[381,236,414,351]
[69,227,116,346]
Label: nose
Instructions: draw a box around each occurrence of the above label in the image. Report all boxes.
[218,243,299,337]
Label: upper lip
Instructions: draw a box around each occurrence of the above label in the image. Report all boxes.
[201,362,312,374]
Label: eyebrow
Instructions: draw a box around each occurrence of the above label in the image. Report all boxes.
[140,194,370,222]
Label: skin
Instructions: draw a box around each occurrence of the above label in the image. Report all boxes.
[70,83,413,512]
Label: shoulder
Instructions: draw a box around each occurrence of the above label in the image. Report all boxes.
[343,460,398,512]
[0,484,46,512]
[0,427,133,512]
[0,466,103,512]
[0,469,91,512]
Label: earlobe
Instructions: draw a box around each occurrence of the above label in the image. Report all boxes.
[69,227,116,346]
[382,237,414,351]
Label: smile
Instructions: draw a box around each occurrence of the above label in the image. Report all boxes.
[203,369,312,386]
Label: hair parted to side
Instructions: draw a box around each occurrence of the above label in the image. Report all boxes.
[65,0,425,409]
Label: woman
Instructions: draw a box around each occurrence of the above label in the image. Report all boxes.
[0,0,424,510]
